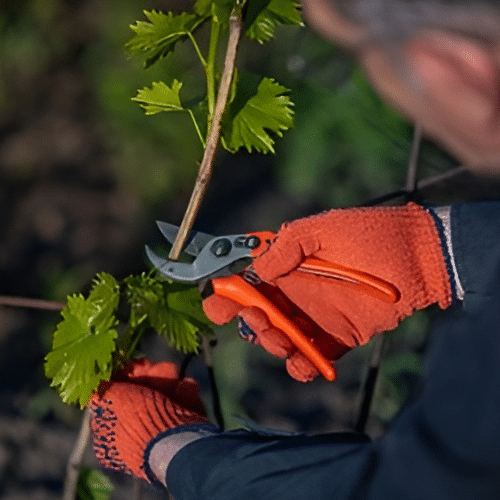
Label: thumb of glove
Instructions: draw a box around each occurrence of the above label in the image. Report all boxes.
[253,218,321,282]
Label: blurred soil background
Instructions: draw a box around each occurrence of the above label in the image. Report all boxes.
[2,1,500,499]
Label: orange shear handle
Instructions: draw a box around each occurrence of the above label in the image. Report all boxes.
[211,274,337,382]
[248,231,400,304]
[297,257,400,303]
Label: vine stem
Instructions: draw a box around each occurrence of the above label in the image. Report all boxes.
[186,31,207,69]
[188,109,206,148]
[356,123,423,434]
[169,10,243,260]
[62,407,91,500]
[202,337,225,429]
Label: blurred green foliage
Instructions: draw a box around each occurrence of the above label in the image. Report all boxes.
[81,0,208,202]
[0,0,205,199]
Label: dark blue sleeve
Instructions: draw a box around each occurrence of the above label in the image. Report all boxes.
[166,201,500,500]
[451,201,500,300]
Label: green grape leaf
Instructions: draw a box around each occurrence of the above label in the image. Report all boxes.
[165,282,214,328]
[132,80,184,115]
[126,10,207,68]
[124,273,163,330]
[151,285,212,353]
[77,468,114,500]
[44,273,119,408]
[244,0,303,43]
[222,74,294,153]
[124,273,213,354]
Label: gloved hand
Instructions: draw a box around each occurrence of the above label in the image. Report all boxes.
[204,203,453,382]
[89,358,210,482]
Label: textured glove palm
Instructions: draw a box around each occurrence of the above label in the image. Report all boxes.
[203,203,452,382]
[89,358,210,481]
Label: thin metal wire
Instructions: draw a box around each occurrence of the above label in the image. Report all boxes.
[363,164,466,207]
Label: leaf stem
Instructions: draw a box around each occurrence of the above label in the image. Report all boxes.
[186,31,207,68]
[206,17,221,127]
[168,10,243,260]
[124,323,147,360]
[188,109,206,147]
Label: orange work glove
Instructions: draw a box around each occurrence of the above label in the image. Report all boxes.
[203,203,453,382]
[89,358,212,482]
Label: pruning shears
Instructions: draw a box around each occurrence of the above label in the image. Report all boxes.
[146,222,400,382]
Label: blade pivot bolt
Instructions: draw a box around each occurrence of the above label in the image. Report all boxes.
[245,236,261,249]
[210,238,232,257]
[234,236,247,247]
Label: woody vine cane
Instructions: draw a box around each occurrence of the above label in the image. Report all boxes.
[61,8,245,499]
[166,7,245,434]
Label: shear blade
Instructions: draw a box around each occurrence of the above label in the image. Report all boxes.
[156,221,214,257]
[145,245,200,282]
[146,230,253,282]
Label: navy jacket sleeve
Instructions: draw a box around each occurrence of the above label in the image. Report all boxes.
[166,201,500,500]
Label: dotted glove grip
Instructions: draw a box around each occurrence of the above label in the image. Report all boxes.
[89,358,209,481]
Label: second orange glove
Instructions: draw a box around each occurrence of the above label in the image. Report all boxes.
[89,358,213,482]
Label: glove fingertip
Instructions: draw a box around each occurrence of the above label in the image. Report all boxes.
[203,295,241,324]
[238,307,295,356]
[238,306,271,332]
[286,354,320,383]
[142,362,179,380]
[259,329,294,359]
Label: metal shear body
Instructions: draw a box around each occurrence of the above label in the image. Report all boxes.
[146,222,400,382]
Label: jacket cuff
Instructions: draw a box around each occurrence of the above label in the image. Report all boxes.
[143,423,219,487]
[427,206,464,301]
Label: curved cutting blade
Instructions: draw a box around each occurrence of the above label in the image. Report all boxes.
[156,221,214,257]
[145,245,201,282]
[146,232,253,282]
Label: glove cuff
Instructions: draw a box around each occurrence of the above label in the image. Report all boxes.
[393,202,453,312]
